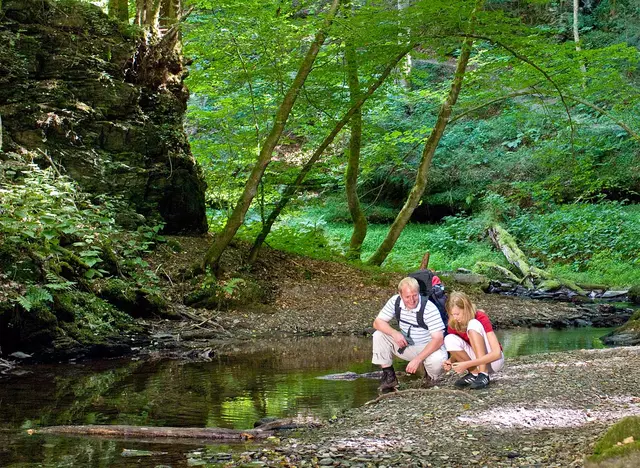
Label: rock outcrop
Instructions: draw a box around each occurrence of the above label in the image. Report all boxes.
[0,0,207,233]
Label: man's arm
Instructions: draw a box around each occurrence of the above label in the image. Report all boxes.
[406,331,444,374]
[373,317,408,349]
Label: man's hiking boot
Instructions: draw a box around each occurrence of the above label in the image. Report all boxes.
[378,366,398,393]
[454,372,478,388]
[470,373,490,389]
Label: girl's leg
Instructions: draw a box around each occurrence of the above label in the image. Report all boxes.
[444,334,478,373]
[467,329,489,374]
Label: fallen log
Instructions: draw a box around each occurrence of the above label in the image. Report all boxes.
[33,418,322,441]
[474,261,521,283]
[487,224,585,295]
[34,425,272,440]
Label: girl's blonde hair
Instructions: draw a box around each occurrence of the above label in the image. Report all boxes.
[446,291,477,333]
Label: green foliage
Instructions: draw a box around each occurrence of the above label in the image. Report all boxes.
[589,416,640,463]
[16,285,53,312]
[507,202,640,274]
[323,220,505,272]
[187,0,640,289]
[0,164,164,287]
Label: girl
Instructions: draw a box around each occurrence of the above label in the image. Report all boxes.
[442,291,504,389]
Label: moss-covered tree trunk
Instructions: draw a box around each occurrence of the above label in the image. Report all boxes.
[344,41,367,260]
[160,0,180,26]
[365,36,474,266]
[203,0,341,271]
[487,223,585,293]
[246,45,414,264]
[487,224,536,288]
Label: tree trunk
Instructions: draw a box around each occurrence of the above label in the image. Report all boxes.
[34,418,320,441]
[108,0,129,22]
[160,0,180,26]
[202,0,342,271]
[365,36,474,266]
[397,0,412,89]
[573,0,587,80]
[246,45,414,264]
[487,224,586,293]
[344,41,367,260]
[487,224,535,288]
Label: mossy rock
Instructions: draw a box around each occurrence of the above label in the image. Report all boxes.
[587,416,640,466]
[629,285,640,305]
[98,278,172,319]
[98,278,137,312]
[184,287,222,309]
[185,277,270,310]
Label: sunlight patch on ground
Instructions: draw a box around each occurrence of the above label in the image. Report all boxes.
[458,404,640,429]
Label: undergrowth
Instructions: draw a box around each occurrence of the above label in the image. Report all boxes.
[213,200,640,288]
[0,162,165,343]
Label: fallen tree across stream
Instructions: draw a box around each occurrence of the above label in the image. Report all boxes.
[33,418,322,441]
[487,223,585,294]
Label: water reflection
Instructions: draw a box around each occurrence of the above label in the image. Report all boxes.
[497,326,612,357]
[0,336,380,433]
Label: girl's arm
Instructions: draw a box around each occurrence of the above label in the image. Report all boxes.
[452,331,502,371]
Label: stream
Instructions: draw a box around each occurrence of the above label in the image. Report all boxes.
[0,327,615,467]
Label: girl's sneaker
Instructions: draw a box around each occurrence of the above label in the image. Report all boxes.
[470,373,490,389]
[454,372,478,388]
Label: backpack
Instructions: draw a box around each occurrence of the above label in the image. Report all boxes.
[394,269,448,333]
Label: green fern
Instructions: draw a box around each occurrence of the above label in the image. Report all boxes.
[44,272,76,291]
[16,285,54,311]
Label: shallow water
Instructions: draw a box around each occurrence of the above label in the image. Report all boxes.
[0,328,615,467]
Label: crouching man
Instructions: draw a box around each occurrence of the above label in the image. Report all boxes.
[372,277,447,392]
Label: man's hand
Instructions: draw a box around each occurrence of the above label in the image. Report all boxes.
[442,359,452,371]
[406,357,422,374]
[392,330,408,349]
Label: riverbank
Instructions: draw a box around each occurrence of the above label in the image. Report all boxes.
[1,233,632,365]
[186,345,640,467]
[2,234,639,466]
[142,234,632,356]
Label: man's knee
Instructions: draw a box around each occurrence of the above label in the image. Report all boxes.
[423,350,447,378]
[372,330,390,346]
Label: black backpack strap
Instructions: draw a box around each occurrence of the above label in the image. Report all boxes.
[394,296,401,325]
[395,295,430,331]
[416,295,428,330]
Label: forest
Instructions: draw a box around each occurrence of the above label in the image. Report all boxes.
[185,0,640,287]
[1,0,640,466]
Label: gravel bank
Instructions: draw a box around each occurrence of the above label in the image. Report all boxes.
[189,346,640,467]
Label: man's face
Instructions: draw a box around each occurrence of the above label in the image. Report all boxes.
[399,284,419,309]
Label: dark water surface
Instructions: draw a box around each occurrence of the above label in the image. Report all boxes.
[0,328,614,467]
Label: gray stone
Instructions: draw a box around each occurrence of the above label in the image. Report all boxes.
[9,352,31,359]
[601,290,629,298]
